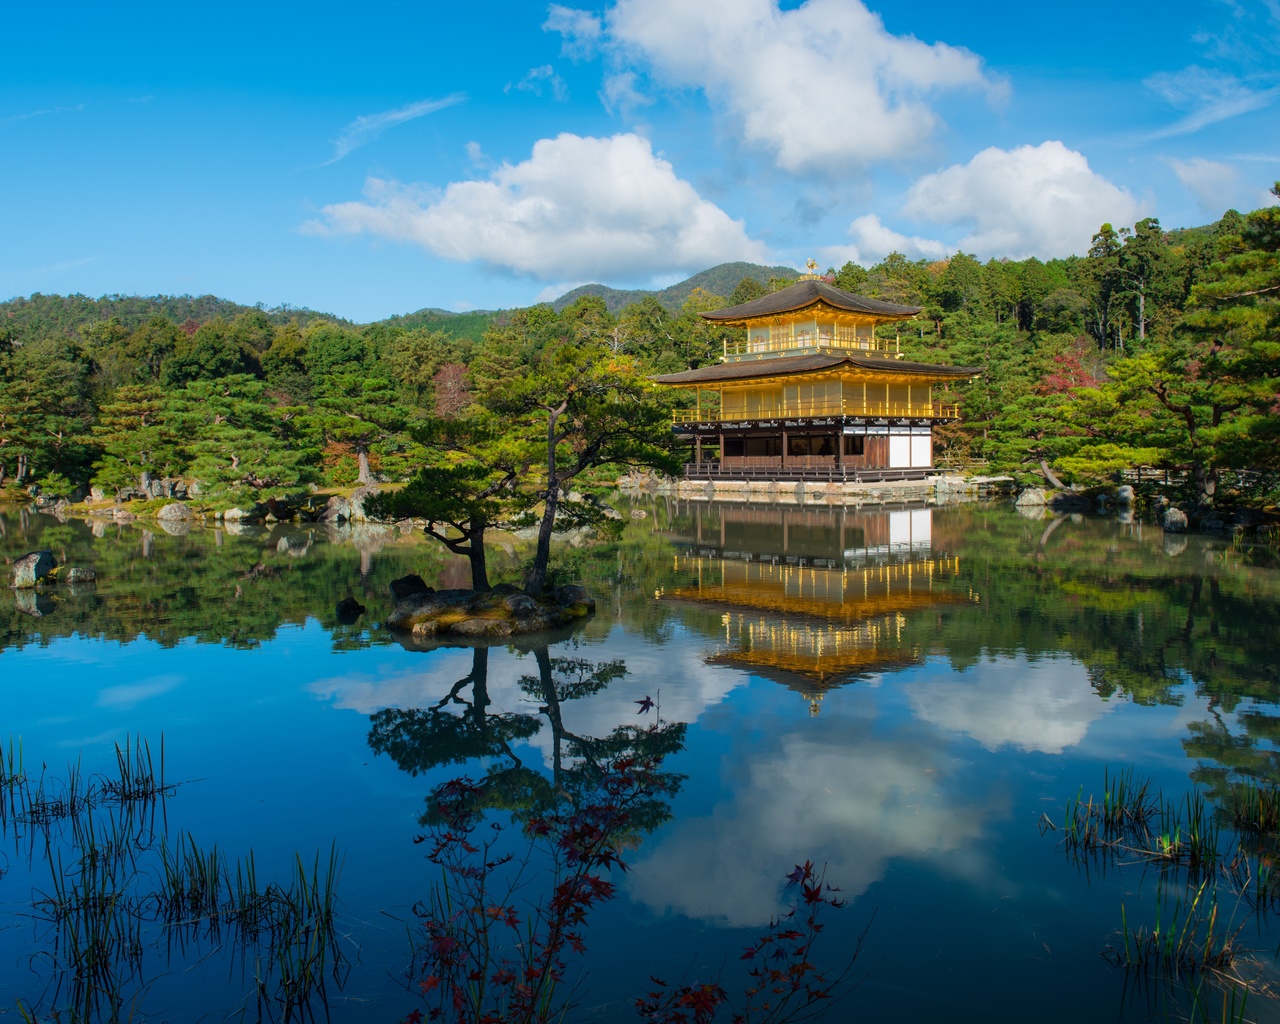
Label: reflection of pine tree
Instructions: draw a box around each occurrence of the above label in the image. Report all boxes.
[367,646,686,834]
[367,648,542,773]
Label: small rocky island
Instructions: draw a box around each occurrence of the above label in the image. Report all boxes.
[383,574,596,638]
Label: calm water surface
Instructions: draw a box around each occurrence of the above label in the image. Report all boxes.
[2,499,1279,1022]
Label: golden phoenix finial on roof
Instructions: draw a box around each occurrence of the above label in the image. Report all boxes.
[805,258,818,273]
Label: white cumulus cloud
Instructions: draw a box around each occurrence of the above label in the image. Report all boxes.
[599,0,1001,173]
[308,132,767,281]
[821,213,948,267]
[901,141,1143,259]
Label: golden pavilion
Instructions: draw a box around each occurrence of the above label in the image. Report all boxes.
[653,277,979,480]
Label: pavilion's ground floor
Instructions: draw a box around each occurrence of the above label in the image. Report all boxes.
[676,414,940,481]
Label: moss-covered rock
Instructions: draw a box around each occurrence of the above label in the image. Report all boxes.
[10,550,55,589]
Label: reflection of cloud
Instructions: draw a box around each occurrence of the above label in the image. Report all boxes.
[628,717,992,927]
[904,656,1108,754]
[96,674,183,709]
[307,630,747,766]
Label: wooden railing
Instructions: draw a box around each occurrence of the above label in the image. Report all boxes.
[673,402,960,424]
[724,334,901,360]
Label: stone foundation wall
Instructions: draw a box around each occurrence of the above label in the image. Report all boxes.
[652,474,986,507]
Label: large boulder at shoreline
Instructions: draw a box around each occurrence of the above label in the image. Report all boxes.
[386,585,596,639]
[321,495,351,523]
[10,551,56,589]
[158,501,192,522]
[1116,484,1135,506]
[224,505,267,524]
[348,486,381,522]
[1163,507,1188,533]
[63,567,96,584]
[1014,487,1046,507]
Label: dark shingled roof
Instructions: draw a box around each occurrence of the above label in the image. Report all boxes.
[653,353,980,385]
[701,279,922,322]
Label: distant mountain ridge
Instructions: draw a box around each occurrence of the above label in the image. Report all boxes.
[1,262,798,346]
[551,261,801,314]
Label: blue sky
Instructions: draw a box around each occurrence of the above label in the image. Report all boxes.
[2,0,1277,322]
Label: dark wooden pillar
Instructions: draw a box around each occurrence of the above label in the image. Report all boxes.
[718,431,724,466]
[781,429,788,469]
[695,435,702,466]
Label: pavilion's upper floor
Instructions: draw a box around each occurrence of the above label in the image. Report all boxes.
[702,278,922,363]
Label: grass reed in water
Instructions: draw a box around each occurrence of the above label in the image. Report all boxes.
[1,734,347,1023]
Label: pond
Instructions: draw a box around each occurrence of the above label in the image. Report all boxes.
[2,499,1279,1023]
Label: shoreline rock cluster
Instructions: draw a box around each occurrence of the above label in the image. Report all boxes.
[384,575,596,639]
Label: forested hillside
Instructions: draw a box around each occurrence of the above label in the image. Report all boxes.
[1,193,1277,512]
[551,261,799,313]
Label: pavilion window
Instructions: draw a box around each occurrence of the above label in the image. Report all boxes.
[745,436,781,457]
[843,434,865,457]
[888,383,910,412]
[787,434,835,457]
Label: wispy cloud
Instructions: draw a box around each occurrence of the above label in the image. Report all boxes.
[505,65,568,100]
[326,93,465,165]
[1144,65,1279,137]
[1,103,85,126]
[24,255,102,275]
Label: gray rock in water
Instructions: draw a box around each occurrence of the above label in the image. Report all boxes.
[1014,487,1046,507]
[336,596,367,623]
[64,567,96,584]
[10,551,56,589]
[630,508,648,519]
[90,486,106,502]
[157,501,192,522]
[389,574,431,602]
[1163,508,1188,533]
[1116,484,1135,506]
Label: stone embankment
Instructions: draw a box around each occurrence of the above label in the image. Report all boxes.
[630,473,1012,507]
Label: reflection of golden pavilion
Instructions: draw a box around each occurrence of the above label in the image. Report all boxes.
[657,504,975,710]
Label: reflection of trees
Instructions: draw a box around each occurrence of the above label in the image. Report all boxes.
[367,648,542,772]
[0,510,446,652]
[367,644,686,834]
